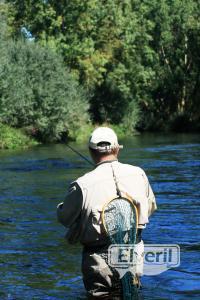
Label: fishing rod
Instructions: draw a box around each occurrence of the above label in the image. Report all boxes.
[66,144,94,166]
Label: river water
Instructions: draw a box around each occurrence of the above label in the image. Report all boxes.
[0,133,199,300]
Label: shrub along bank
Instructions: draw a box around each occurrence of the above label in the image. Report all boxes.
[0,123,38,150]
[0,39,90,144]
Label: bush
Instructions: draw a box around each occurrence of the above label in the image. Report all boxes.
[0,39,89,142]
[0,123,37,149]
[169,113,195,132]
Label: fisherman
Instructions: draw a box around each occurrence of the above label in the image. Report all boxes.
[57,127,157,299]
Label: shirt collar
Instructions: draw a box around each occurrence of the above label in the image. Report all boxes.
[95,159,118,168]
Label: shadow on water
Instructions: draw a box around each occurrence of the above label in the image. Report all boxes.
[0,134,199,299]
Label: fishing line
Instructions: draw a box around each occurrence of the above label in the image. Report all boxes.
[66,144,94,166]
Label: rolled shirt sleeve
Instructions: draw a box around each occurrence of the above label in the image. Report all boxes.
[142,171,157,217]
[147,180,157,217]
[57,182,83,228]
[136,170,157,228]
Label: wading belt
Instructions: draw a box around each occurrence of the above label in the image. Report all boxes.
[83,229,142,252]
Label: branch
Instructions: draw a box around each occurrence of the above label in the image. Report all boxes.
[160,45,173,74]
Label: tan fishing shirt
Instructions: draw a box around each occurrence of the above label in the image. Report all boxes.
[57,160,157,246]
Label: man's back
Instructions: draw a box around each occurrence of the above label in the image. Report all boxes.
[66,161,156,246]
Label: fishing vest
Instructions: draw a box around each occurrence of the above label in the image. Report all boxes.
[66,160,156,246]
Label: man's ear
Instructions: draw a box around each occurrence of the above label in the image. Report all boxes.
[112,147,119,157]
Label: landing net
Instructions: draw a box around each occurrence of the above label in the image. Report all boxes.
[102,196,139,300]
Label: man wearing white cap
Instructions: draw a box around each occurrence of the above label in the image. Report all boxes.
[57,127,157,299]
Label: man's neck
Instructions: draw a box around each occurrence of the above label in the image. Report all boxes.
[96,155,117,165]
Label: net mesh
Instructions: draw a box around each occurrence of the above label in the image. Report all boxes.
[103,197,139,300]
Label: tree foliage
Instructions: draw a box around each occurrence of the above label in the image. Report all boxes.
[4,0,200,131]
[0,38,89,142]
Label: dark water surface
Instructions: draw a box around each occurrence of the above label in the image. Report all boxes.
[0,134,199,300]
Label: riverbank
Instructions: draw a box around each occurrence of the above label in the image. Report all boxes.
[0,123,38,150]
[0,121,199,150]
[0,123,134,150]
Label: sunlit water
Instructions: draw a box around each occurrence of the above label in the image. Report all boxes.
[0,134,199,300]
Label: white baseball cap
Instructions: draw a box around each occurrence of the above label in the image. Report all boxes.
[89,127,123,152]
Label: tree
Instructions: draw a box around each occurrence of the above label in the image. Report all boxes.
[141,0,200,128]
[5,0,200,131]
[5,1,141,128]
[0,39,89,142]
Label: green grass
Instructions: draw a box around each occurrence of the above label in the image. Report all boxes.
[70,122,136,143]
[0,123,38,150]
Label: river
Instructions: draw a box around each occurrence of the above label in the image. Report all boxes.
[0,133,199,300]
